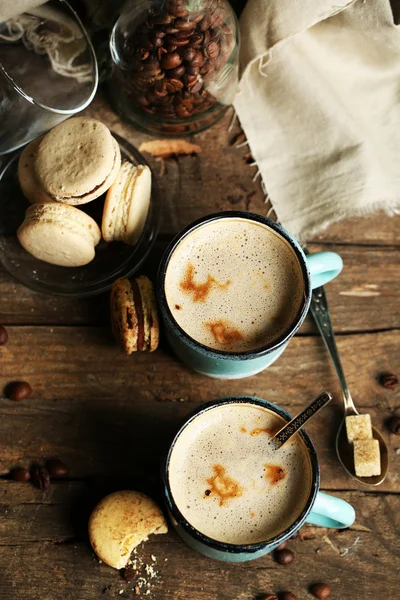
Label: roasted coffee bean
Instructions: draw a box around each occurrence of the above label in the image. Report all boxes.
[183,73,198,85]
[190,80,203,94]
[164,39,178,52]
[275,540,289,551]
[165,26,179,35]
[181,46,196,61]
[202,29,211,46]
[0,325,8,345]
[166,78,184,91]
[31,466,50,490]
[10,467,31,482]
[200,61,212,75]
[186,65,200,76]
[206,41,220,59]
[190,33,204,47]
[46,459,70,478]
[199,14,212,31]
[274,548,294,565]
[175,18,196,31]
[153,28,166,38]
[170,36,190,46]
[191,50,205,67]
[388,415,400,435]
[310,584,332,599]
[210,7,226,28]
[282,593,297,600]
[167,0,188,18]
[175,29,194,39]
[210,28,221,43]
[6,381,32,401]
[154,79,168,97]
[176,104,192,118]
[169,65,186,78]
[157,46,168,61]
[161,52,182,70]
[152,36,164,48]
[138,49,149,61]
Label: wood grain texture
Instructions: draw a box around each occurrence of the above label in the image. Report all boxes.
[0,482,398,600]
[1,244,399,331]
[0,327,399,491]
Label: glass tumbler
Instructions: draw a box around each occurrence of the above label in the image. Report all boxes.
[109,0,239,136]
[0,0,98,154]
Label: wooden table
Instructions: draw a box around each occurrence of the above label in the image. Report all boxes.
[0,94,399,600]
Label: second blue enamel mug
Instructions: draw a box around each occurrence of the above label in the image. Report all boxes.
[157,211,343,379]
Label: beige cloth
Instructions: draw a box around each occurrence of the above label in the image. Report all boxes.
[234,0,400,240]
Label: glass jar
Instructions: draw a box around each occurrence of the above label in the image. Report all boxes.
[109,0,239,136]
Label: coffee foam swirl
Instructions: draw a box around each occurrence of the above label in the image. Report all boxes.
[164,218,305,352]
[168,403,312,545]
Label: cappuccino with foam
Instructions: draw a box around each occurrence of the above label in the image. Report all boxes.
[164,217,305,353]
[168,402,312,545]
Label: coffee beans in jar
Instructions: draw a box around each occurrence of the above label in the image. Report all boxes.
[109,0,239,135]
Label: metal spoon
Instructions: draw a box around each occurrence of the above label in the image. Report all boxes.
[271,390,333,449]
[310,285,388,485]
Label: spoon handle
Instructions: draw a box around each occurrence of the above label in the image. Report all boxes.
[272,391,333,449]
[310,286,357,415]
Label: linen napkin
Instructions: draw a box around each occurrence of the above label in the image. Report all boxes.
[234,0,400,240]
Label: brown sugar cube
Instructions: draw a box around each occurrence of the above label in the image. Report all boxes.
[354,439,381,477]
[345,414,372,443]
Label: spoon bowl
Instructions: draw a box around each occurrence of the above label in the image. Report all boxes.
[309,284,389,486]
[336,420,389,486]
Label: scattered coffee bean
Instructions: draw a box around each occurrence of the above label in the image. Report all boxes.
[274,548,294,565]
[282,593,297,600]
[46,459,70,478]
[31,465,50,490]
[0,325,8,345]
[380,372,398,390]
[10,467,31,482]
[275,540,289,551]
[310,583,332,599]
[387,416,400,435]
[122,566,137,582]
[6,381,32,401]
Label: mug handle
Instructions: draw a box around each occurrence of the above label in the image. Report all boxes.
[306,491,355,528]
[306,252,343,289]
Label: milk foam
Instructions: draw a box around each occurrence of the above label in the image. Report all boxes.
[168,403,312,545]
[164,218,305,352]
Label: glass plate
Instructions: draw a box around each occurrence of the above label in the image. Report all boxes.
[0,133,160,297]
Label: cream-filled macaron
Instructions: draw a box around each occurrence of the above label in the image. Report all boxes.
[88,491,168,569]
[18,136,54,204]
[17,203,101,267]
[34,117,121,205]
[102,162,151,245]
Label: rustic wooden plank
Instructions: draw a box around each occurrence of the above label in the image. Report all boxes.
[84,94,400,246]
[0,483,398,600]
[1,244,399,332]
[1,327,399,490]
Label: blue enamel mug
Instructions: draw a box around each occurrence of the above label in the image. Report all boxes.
[162,396,356,562]
[157,211,343,379]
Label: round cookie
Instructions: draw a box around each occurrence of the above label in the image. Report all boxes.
[88,491,168,569]
[34,117,121,205]
[110,276,159,354]
[102,162,151,245]
[18,136,54,204]
[17,203,101,267]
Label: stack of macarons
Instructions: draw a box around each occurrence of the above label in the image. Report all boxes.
[17,117,152,267]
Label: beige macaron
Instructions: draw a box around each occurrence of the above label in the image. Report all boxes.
[34,117,121,205]
[110,276,159,354]
[17,202,101,267]
[18,136,54,204]
[102,162,151,245]
[88,491,168,569]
